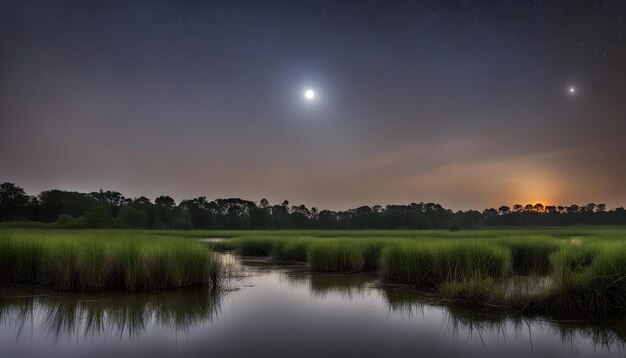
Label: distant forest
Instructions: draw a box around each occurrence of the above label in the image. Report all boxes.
[1,182,626,230]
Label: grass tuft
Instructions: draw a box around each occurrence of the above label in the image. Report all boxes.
[380,241,511,287]
[307,240,365,272]
[0,230,220,291]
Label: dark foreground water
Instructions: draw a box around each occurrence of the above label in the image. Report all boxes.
[1,253,625,358]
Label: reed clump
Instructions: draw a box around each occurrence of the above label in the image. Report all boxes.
[379,241,511,287]
[224,235,393,272]
[232,236,284,256]
[272,237,311,262]
[439,278,499,306]
[307,240,366,272]
[495,236,559,274]
[198,228,626,316]
[0,231,220,291]
[547,242,626,317]
[8,227,626,316]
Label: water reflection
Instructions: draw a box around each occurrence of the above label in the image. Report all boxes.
[0,286,221,342]
[0,252,625,357]
[285,272,374,298]
[268,258,626,354]
[382,286,626,352]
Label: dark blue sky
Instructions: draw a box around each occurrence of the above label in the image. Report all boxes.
[1,1,625,210]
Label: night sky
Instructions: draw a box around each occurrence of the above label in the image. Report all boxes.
[1,1,625,210]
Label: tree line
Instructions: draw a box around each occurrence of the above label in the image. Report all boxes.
[1,182,625,230]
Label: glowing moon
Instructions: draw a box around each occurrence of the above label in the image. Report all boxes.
[568,86,576,94]
[304,89,315,100]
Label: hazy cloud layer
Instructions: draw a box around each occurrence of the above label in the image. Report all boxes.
[1,1,625,210]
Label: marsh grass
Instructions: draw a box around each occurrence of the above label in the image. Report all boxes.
[380,241,511,287]
[0,230,220,291]
[6,227,626,316]
[211,228,626,316]
[233,236,282,256]
[307,240,366,272]
[548,242,626,317]
[495,236,559,274]
[439,278,499,306]
[200,228,626,316]
[273,237,311,261]
[224,235,394,272]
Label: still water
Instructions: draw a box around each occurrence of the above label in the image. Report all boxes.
[1,252,625,357]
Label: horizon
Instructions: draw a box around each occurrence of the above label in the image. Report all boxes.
[3,181,622,213]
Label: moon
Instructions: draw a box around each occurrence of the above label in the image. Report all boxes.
[304,89,315,100]
[568,86,576,94]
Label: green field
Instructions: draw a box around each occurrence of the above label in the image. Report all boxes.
[2,227,626,318]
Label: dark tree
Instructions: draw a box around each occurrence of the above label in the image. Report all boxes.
[37,190,98,222]
[497,206,510,215]
[155,196,176,208]
[1,182,626,229]
[90,190,129,207]
[0,182,29,220]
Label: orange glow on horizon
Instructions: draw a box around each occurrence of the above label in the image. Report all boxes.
[511,172,560,210]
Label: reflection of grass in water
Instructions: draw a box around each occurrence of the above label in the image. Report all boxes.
[0,288,223,342]
[554,321,626,352]
[383,287,432,315]
[280,269,374,299]
[0,290,37,340]
[385,286,526,345]
[382,286,626,351]
[308,273,374,298]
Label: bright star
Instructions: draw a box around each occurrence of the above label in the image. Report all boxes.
[568,86,576,94]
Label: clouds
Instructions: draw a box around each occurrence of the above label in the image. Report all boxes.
[1,1,625,210]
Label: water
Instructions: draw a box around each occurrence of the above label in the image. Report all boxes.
[1,252,625,357]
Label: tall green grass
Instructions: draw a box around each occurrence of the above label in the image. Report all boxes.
[273,237,311,262]
[182,228,626,316]
[380,241,511,287]
[307,240,366,272]
[232,236,283,256]
[7,227,626,316]
[0,230,220,291]
[226,235,391,272]
[495,236,559,274]
[548,241,626,317]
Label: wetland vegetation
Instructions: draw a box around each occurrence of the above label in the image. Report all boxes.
[0,230,220,291]
[2,227,626,324]
[209,227,626,318]
[2,251,625,357]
